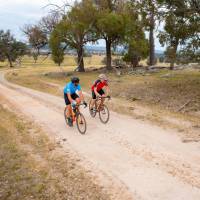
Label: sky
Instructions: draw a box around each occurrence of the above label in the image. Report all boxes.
[0,0,63,41]
[0,0,165,51]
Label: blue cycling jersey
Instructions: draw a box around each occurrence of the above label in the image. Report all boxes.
[63,82,81,94]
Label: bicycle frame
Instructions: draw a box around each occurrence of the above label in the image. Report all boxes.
[72,103,85,120]
[89,96,110,124]
[95,96,110,112]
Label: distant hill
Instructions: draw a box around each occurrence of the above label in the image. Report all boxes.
[27,44,164,57]
[85,45,164,56]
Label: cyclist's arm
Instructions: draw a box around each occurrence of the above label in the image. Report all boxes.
[67,93,74,103]
[104,86,110,96]
[78,90,84,102]
[94,87,99,96]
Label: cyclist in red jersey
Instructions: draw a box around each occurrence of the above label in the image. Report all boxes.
[90,74,110,111]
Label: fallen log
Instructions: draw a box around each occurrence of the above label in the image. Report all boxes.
[177,100,192,112]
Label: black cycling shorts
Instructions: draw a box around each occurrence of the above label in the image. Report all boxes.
[64,93,79,105]
[92,89,105,99]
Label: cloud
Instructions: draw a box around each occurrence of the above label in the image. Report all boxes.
[0,0,72,13]
[0,0,57,9]
[0,0,164,50]
[0,0,67,40]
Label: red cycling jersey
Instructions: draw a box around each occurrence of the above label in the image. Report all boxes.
[91,79,108,92]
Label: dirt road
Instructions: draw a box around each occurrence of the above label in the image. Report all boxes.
[1,72,200,200]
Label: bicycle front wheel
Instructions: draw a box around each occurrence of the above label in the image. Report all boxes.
[76,112,87,134]
[99,104,110,124]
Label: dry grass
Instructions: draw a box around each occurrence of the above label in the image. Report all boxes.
[6,65,200,114]
[20,55,105,68]
[0,54,105,72]
[0,98,110,200]
[0,61,8,68]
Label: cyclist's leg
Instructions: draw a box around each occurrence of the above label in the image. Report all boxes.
[64,93,73,126]
[99,89,105,106]
[72,94,83,124]
[70,93,81,114]
[66,105,72,117]
[71,93,81,108]
[90,91,96,110]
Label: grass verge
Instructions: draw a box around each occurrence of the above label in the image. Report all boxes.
[0,97,110,200]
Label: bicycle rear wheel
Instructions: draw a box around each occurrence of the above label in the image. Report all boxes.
[99,104,110,124]
[89,99,97,118]
[64,107,68,125]
[76,112,87,134]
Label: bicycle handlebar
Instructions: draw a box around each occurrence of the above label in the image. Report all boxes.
[75,103,87,108]
[97,96,111,100]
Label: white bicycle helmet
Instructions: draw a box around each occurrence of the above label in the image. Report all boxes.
[98,74,108,81]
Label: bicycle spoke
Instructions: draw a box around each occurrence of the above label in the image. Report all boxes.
[76,113,87,134]
[99,104,110,124]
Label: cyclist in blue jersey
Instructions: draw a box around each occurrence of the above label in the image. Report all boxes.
[64,77,87,126]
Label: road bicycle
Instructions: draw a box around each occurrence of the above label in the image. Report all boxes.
[64,103,87,134]
[89,96,110,124]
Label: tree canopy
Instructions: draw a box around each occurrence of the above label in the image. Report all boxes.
[158,0,200,69]
[16,0,200,70]
[0,30,27,67]
[23,25,48,62]
[49,0,98,71]
[96,11,128,69]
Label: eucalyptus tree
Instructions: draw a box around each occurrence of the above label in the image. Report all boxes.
[0,30,27,67]
[23,24,48,62]
[158,0,200,69]
[123,2,149,68]
[94,0,129,70]
[50,0,98,72]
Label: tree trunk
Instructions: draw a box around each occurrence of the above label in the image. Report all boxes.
[170,63,174,70]
[77,46,85,72]
[106,39,112,70]
[7,56,13,67]
[34,56,37,63]
[170,40,179,70]
[132,56,139,69]
[149,11,155,66]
